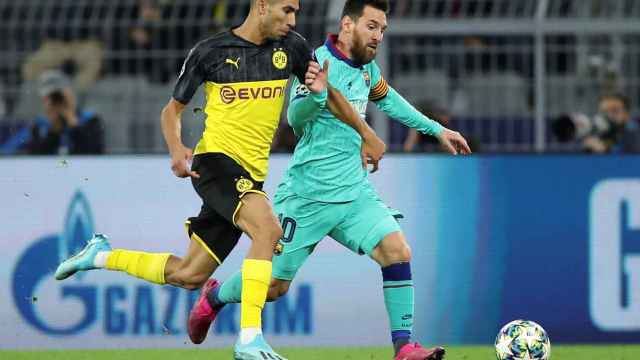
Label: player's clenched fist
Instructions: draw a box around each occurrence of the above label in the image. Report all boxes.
[170,144,200,179]
[304,60,330,94]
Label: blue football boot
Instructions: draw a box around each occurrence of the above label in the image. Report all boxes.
[234,334,288,360]
[55,234,112,280]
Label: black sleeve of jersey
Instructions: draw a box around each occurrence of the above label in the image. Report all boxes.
[27,125,60,155]
[173,44,205,104]
[290,32,315,83]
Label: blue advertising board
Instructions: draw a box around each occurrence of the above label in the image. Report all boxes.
[1,155,638,349]
[406,156,640,344]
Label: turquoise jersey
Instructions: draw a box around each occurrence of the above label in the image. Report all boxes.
[281,34,444,203]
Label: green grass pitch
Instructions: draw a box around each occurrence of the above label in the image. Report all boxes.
[3,346,640,360]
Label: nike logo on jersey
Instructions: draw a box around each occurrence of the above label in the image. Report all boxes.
[225,57,240,70]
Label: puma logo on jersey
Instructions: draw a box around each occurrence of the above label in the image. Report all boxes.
[225,57,240,70]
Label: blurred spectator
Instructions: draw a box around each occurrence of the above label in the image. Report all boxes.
[403,101,449,152]
[389,0,500,18]
[0,80,6,118]
[582,93,640,153]
[0,71,104,155]
[403,101,479,153]
[21,2,105,94]
[109,0,224,84]
[109,0,172,83]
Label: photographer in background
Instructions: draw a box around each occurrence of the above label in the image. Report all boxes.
[552,93,640,154]
[585,94,640,153]
[0,71,104,155]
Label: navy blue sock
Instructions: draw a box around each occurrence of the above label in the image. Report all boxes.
[392,330,411,354]
[206,285,222,308]
[206,270,242,309]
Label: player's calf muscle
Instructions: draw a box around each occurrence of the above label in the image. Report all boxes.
[166,269,209,290]
[164,256,213,290]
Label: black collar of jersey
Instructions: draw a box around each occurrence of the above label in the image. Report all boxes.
[215,26,279,48]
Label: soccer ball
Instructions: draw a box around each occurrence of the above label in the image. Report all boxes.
[495,319,551,360]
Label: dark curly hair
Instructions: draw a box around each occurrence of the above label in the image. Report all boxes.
[341,0,389,20]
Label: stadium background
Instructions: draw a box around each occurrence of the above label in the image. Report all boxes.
[1,0,640,357]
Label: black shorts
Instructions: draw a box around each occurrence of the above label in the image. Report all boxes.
[185,153,266,264]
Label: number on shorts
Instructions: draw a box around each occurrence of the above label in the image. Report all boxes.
[278,215,297,243]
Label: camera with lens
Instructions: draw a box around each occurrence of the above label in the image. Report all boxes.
[48,90,67,106]
[551,112,616,143]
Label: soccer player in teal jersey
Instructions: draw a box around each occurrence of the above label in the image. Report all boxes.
[188,1,471,359]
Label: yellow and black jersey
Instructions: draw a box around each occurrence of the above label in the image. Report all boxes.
[173,29,314,181]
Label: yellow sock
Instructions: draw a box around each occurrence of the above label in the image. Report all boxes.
[105,249,171,285]
[240,259,272,329]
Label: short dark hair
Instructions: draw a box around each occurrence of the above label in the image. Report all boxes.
[600,93,631,112]
[341,0,389,20]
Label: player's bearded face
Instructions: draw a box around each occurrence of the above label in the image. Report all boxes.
[351,27,376,65]
[261,0,299,40]
[350,6,387,65]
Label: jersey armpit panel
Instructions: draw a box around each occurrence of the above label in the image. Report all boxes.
[171,30,313,181]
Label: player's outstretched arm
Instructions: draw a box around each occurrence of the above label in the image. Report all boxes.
[161,98,200,179]
[373,85,471,155]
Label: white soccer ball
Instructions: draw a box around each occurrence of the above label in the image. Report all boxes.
[495,319,551,360]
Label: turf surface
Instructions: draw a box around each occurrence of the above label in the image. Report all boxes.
[3,345,640,359]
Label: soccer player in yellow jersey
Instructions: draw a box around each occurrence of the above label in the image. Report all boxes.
[54,1,385,359]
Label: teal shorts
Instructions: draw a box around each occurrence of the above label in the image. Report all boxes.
[271,183,402,281]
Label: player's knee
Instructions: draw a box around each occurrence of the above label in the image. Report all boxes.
[243,211,281,236]
[398,244,412,262]
[181,282,201,291]
[250,220,283,247]
[264,221,283,244]
[184,275,209,290]
[383,243,412,265]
